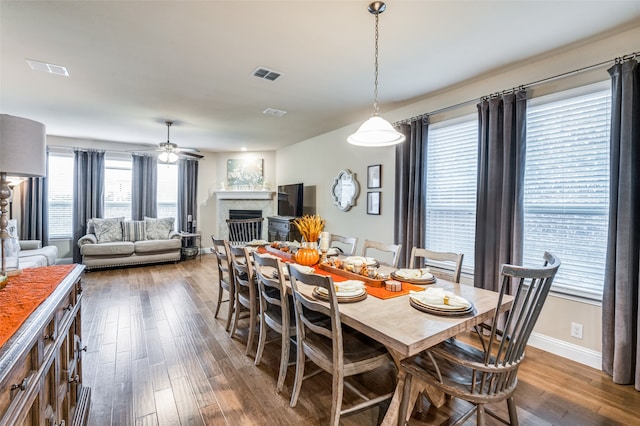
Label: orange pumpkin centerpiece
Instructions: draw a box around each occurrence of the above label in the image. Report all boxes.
[293,215,325,266]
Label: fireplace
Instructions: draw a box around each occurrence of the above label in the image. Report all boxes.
[215,190,276,241]
[229,209,262,220]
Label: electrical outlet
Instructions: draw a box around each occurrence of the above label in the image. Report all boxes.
[571,322,584,339]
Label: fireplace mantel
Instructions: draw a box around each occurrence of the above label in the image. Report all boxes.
[215,190,275,200]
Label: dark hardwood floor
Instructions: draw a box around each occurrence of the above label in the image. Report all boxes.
[81,256,640,425]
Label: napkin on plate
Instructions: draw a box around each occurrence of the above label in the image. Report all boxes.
[410,287,469,308]
[335,280,365,292]
[395,268,432,280]
[287,264,315,277]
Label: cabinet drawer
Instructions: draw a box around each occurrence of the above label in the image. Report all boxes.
[0,345,35,421]
[55,289,76,332]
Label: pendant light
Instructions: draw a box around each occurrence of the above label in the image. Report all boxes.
[347,1,405,147]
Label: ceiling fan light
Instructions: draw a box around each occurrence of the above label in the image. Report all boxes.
[158,151,178,163]
[347,115,406,147]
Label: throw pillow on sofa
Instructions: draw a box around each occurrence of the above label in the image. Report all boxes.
[122,220,146,242]
[93,217,124,243]
[144,217,174,240]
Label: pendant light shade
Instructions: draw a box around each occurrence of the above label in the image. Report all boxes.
[347,115,405,147]
[348,1,405,147]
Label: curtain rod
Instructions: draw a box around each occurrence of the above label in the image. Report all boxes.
[395,50,639,125]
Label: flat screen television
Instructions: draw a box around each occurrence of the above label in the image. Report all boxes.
[277,183,304,217]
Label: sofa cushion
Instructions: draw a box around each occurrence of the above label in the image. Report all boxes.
[122,220,146,242]
[134,238,182,254]
[87,217,124,234]
[81,241,134,256]
[145,217,174,240]
[19,245,58,266]
[92,217,124,243]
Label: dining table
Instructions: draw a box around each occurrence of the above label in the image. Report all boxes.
[254,246,514,425]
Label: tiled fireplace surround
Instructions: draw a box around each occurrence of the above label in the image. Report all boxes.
[215,190,276,241]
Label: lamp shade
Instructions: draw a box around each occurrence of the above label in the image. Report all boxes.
[0,114,46,177]
[347,115,406,147]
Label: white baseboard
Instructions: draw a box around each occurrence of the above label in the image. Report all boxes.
[528,332,602,370]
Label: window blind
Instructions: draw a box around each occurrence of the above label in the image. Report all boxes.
[524,88,611,300]
[104,159,132,220]
[157,163,178,221]
[425,118,478,269]
[47,154,74,239]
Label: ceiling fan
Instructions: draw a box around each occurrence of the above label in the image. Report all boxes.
[155,121,202,163]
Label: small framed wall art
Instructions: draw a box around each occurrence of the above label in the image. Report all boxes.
[367,191,381,215]
[367,164,381,189]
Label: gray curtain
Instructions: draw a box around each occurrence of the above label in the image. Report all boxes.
[473,91,527,291]
[177,158,198,232]
[73,149,105,263]
[131,154,158,220]
[19,178,48,244]
[19,150,48,244]
[394,116,428,268]
[603,58,640,391]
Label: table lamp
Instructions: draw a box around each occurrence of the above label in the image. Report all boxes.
[0,114,46,287]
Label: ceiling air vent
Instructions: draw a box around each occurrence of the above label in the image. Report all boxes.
[263,108,287,117]
[27,59,69,76]
[251,67,282,82]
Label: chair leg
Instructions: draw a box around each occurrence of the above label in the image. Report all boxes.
[245,300,257,356]
[224,286,235,331]
[229,293,241,338]
[507,396,519,425]
[330,370,344,426]
[476,404,486,426]
[254,312,267,366]
[276,328,290,393]
[213,282,223,318]
[290,345,306,408]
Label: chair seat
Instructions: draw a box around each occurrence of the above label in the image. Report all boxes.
[305,325,391,376]
[401,339,501,401]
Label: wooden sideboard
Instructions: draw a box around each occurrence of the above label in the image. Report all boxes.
[0,264,90,426]
[267,216,301,242]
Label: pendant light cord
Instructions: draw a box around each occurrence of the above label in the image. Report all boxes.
[373,10,380,116]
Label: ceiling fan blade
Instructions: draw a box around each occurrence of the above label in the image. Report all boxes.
[179,151,204,159]
[174,146,200,153]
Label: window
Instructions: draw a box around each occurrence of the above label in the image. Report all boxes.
[425,117,478,270]
[157,163,178,223]
[47,153,74,239]
[104,158,132,219]
[524,84,611,300]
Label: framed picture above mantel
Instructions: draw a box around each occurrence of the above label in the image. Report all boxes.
[227,158,264,189]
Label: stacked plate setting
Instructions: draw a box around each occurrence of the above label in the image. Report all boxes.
[391,268,436,284]
[409,288,474,316]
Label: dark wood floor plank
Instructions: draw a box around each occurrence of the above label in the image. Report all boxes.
[132,357,156,420]
[80,256,640,426]
[171,375,206,426]
[154,387,181,426]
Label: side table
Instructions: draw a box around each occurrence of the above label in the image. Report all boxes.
[179,232,202,260]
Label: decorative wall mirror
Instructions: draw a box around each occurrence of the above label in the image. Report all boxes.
[331,169,360,211]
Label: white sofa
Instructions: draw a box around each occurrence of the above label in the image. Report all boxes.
[77,217,182,270]
[19,240,59,269]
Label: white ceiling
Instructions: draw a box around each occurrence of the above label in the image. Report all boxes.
[2,1,640,152]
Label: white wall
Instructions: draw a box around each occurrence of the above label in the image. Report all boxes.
[275,24,640,366]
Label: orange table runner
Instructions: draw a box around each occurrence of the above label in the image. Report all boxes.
[256,247,424,299]
[0,265,75,348]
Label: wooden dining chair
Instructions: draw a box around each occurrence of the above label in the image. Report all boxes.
[287,264,394,426]
[227,217,264,246]
[252,251,297,393]
[361,239,402,268]
[329,234,358,256]
[211,236,235,331]
[409,247,464,284]
[398,252,561,426]
[228,245,259,356]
